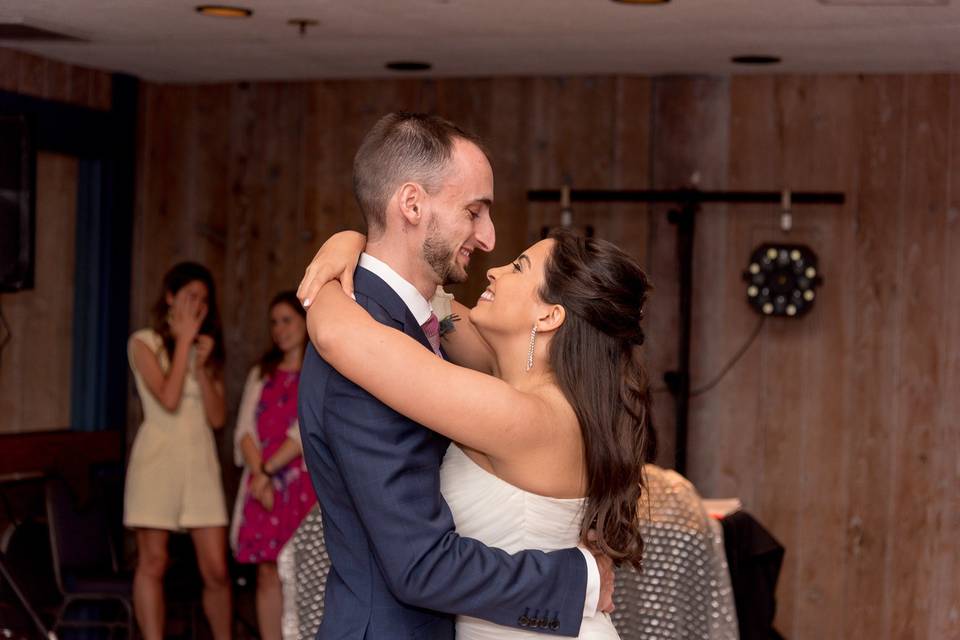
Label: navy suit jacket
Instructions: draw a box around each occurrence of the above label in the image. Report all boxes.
[299,266,588,639]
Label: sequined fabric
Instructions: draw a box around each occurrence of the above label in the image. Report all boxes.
[611,466,739,640]
[278,506,329,640]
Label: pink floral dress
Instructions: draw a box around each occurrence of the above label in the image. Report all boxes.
[235,369,316,563]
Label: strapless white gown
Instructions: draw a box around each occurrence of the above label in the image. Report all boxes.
[440,445,620,639]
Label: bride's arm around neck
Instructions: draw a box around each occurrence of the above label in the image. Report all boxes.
[307,282,560,463]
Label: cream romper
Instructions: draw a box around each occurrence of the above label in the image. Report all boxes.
[123,328,228,530]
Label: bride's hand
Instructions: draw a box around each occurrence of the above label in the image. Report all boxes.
[298,230,367,307]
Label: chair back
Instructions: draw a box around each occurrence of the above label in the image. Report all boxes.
[44,476,116,593]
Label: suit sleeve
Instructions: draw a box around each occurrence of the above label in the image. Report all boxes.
[322,320,588,636]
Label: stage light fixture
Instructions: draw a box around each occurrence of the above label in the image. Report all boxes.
[742,243,822,318]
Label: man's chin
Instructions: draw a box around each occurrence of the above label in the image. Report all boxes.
[443,265,468,285]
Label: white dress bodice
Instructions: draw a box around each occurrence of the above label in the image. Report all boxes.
[440,445,620,639]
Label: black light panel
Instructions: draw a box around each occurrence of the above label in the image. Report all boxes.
[742,244,822,318]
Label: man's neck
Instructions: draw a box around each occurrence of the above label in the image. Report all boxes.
[365,240,438,301]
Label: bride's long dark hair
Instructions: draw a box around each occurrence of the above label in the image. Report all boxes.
[540,229,654,570]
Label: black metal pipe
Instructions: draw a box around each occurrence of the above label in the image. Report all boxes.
[668,203,697,474]
[527,188,845,205]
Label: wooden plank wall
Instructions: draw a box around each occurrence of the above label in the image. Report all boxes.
[128,73,958,639]
[0,47,112,433]
[0,47,112,110]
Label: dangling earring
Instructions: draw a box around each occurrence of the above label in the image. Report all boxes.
[525,324,538,372]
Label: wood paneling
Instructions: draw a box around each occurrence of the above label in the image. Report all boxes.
[887,75,952,640]
[0,48,112,435]
[0,154,78,432]
[648,75,731,469]
[841,74,906,640]
[129,72,959,640]
[0,46,112,109]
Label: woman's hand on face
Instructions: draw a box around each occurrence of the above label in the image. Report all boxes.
[298,231,366,307]
[170,294,207,344]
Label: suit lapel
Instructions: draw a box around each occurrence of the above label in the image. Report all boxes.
[353,266,437,355]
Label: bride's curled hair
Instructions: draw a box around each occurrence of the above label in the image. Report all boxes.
[540,229,653,570]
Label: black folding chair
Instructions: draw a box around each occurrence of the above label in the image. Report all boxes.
[44,476,133,639]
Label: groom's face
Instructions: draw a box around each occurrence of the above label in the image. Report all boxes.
[421,138,495,284]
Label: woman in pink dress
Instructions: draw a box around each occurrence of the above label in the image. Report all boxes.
[231,291,317,640]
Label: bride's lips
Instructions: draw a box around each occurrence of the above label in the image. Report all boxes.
[478,289,494,303]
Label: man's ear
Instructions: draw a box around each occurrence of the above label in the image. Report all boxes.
[396,182,426,227]
[536,304,566,334]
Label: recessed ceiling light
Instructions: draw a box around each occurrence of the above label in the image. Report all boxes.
[385,61,432,72]
[731,55,782,65]
[195,5,253,18]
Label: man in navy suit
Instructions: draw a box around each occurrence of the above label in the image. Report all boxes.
[298,113,609,638]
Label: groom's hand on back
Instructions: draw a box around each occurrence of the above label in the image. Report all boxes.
[595,550,616,614]
[587,529,616,613]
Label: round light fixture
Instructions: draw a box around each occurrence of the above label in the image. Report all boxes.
[385,61,432,72]
[742,244,822,318]
[732,55,781,66]
[196,5,253,18]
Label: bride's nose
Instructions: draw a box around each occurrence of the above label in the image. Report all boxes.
[486,263,508,283]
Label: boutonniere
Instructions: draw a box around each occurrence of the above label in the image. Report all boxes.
[438,314,460,337]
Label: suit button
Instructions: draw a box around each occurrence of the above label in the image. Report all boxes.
[550,620,560,630]
[518,615,529,627]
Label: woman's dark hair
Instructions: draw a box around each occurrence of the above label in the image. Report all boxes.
[540,229,654,571]
[257,290,307,380]
[151,262,225,373]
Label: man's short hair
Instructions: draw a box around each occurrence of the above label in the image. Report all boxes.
[353,112,485,236]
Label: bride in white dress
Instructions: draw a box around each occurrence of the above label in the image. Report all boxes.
[303,229,653,639]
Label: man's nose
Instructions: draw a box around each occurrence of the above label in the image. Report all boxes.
[475,216,495,252]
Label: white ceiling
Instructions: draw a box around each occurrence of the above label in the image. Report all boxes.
[1,0,959,83]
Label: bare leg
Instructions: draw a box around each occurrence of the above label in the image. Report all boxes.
[191,526,233,640]
[256,562,283,640]
[133,529,170,640]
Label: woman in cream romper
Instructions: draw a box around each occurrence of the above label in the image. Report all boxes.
[125,262,231,640]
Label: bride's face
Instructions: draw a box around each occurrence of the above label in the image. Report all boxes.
[469,239,555,339]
